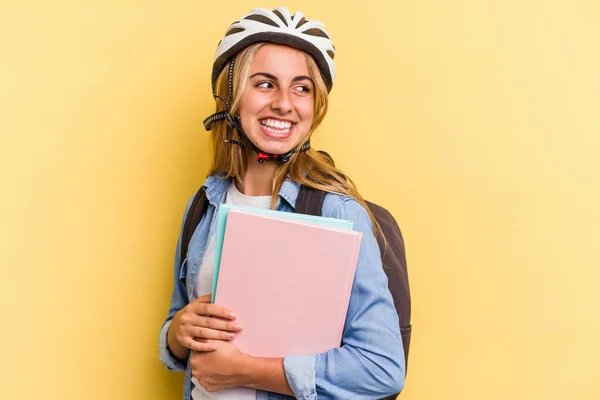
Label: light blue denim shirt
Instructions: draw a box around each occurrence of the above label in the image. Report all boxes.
[159,174,405,399]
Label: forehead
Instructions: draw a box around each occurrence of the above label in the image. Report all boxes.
[250,44,309,76]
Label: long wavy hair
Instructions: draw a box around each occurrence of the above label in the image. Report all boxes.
[207,43,380,233]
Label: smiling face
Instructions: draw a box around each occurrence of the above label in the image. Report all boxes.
[238,44,316,156]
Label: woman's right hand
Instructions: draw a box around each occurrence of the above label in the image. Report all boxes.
[171,294,243,352]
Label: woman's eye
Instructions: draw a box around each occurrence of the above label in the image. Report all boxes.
[295,85,311,94]
[256,81,274,89]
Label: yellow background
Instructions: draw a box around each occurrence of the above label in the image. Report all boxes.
[1,0,599,399]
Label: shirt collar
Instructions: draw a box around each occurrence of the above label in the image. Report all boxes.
[202,173,301,210]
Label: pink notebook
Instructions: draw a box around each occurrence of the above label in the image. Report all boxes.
[213,209,362,358]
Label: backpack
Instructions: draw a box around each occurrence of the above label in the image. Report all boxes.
[295,185,412,373]
[179,172,412,394]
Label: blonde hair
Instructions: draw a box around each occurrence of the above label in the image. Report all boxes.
[207,43,381,233]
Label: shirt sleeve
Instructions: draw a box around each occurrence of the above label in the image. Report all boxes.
[158,196,194,372]
[283,354,317,400]
[283,198,405,399]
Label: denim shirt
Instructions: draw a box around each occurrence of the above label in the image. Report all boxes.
[159,175,405,399]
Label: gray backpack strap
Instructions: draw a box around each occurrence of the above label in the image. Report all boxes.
[179,187,209,284]
[366,200,411,375]
[296,185,327,216]
[296,150,334,215]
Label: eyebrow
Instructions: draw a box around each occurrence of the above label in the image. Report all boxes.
[250,72,314,85]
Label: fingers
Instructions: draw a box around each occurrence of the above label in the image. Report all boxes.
[177,314,243,351]
[190,326,237,341]
[185,337,217,352]
[175,298,243,351]
[190,315,243,333]
[191,299,237,320]
[196,294,212,303]
[180,311,243,332]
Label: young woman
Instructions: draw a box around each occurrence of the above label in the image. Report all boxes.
[159,7,405,400]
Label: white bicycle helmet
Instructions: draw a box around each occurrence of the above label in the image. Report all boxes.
[212,7,336,92]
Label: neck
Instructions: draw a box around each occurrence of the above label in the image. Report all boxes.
[236,150,278,196]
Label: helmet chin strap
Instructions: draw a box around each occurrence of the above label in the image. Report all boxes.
[202,56,310,164]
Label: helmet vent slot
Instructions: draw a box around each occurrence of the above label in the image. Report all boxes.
[303,28,329,39]
[272,10,288,26]
[225,27,245,36]
[243,14,279,27]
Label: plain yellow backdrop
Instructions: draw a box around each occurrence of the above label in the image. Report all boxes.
[1,1,599,399]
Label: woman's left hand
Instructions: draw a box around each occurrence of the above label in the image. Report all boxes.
[190,339,250,392]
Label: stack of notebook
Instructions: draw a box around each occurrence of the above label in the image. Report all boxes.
[211,204,362,358]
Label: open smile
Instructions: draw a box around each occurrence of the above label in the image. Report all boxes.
[259,118,296,139]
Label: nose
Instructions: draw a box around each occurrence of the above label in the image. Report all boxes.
[271,88,293,114]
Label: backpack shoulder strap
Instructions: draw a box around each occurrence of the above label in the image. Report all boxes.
[367,200,411,369]
[296,184,327,216]
[180,187,209,278]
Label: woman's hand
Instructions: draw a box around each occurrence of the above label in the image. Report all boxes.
[171,294,243,353]
[190,340,250,392]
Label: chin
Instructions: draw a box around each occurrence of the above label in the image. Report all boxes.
[255,141,298,155]
[252,132,306,155]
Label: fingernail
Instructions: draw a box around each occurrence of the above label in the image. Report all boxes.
[226,333,235,339]
[230,312,237,318]
[208,344,217,350]
[234,324,243,330]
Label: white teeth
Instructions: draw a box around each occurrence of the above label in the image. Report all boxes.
[263,125,290,134]
[261,118,292,130]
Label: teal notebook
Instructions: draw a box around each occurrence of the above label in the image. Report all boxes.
[211,204,354,303]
